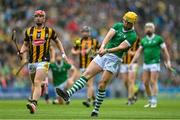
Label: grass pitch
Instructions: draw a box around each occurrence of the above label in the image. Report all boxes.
[0,98,180,120]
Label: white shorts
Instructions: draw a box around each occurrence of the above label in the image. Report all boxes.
[143,63,160,72]
[28,61,49,73]
[93,53,121,73]
[120,63,138,73]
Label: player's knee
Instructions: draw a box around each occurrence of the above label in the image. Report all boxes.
[98,81,108,89]
[34,81,41,87]
[68,81,74,86]
[82,70,93,79]
[128,80,134,85]
[87,81,93,88]
[144,81,149,87]
[150,80,157,85]
[124,80,128,85]
[86,82,91,88]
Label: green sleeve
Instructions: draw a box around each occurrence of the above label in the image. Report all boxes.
[65,63,71,70]
[126,33,137,46]
[140,38,144,47]
[49,63,53,69]
[112,23,122,31]
[159,36,164,45]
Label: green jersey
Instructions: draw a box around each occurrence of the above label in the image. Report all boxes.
[140,34,164,64]
[49,61,71,86]
[105,22,137,58]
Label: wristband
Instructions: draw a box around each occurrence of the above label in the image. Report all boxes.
[62,53,66,58]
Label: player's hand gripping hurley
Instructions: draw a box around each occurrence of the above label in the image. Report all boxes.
[12,30,22,60]
[11,30,28,76]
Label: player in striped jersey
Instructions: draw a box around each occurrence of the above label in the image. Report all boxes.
[71,26,99,107]
[19,10,68,114]
[120,37,140,105]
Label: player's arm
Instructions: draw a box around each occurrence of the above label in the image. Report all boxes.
[71,39,81,55]
[50,46,56,63]
[51,29,68,61]
[20,29,29,62]
[101,29,116,47]
[51,30,68,62]
[127,48,136,56]
[130,46,143,64]
[161,43,171,68]
[20,41,28,54]
[19,42,28,63]
[98,28,116,55]
[20,29,29,54]
[105,40,131,53]
[71,47,80,55]
[99,37,134,56]
[106,36,140,55]
[54,37,66,57]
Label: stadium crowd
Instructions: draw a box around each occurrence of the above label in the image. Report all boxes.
[0,0,179,90]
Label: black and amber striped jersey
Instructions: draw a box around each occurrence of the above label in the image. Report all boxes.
[74,37,99,69]
[122,37,140,64]
[24,26,57,63]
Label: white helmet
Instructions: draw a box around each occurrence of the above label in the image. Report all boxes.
[145,22,155,30]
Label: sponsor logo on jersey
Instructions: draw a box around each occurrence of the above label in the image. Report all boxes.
[33,39,45,46]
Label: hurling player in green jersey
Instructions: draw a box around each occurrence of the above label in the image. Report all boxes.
[49,47,77,104]
[56,11,138,117]
[130,22,171,108]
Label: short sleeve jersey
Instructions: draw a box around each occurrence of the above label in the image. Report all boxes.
[105,22,137,58]
[140,34,164,64]
[49,61,71,86]
[74,37,99,68]
[24,26,57,63]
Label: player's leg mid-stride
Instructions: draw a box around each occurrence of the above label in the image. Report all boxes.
[56,11,138,117]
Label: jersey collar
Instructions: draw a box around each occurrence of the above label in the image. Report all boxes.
[146,34,155,40]
[34,25,45,30]
[122,26,134,32]
[55,60,64,67]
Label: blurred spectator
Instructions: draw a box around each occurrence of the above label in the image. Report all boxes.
[0,0,179,89]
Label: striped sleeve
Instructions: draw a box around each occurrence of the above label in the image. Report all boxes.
[51,28,57,40]
[24,28,30,42]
